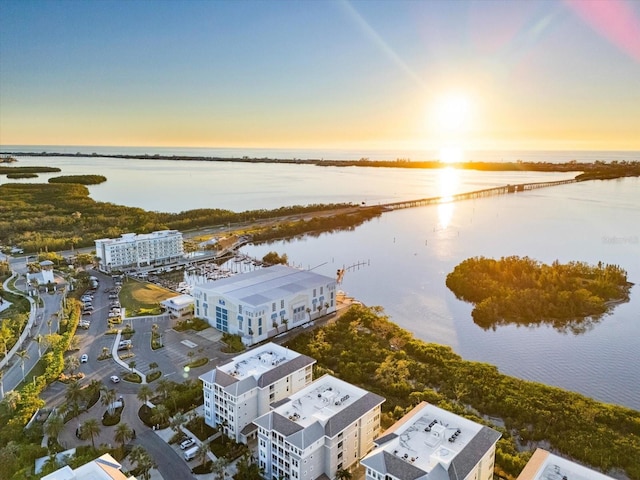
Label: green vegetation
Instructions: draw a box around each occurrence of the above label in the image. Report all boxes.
[48,174,107,185]
[446,256,631,332]
[174,317,210,332]
[123,372,142,383]
[0,300,82,479]
[221,333,245,353]
[146,371,161,382]
[0,166,61,174]
[119,277,174,317]
[185,357,208,369]
[262,251,288,265]
[185,415,218,441]
[0,287,31,359]
[0,181,358,252]
[209,434,248,461]
[6,173,38,179]
[285,305,640,480]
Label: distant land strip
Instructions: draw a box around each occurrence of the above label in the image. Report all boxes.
[3,151,640,175]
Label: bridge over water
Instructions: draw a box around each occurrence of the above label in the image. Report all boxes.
[380,178,577,210]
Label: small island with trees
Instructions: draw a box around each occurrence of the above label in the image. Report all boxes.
[48,175,107,185]
[446,256,631,332]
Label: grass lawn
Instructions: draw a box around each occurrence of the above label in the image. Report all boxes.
[120,277,175,317]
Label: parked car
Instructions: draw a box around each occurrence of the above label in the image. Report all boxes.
[80,354,88,363]
[79,320,90,329]
[180,438,195,450]
[110,375,120,383]
[82,310,93,316]
[117,340,132,351]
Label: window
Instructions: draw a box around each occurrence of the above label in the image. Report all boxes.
[281,299,285,309]
[313,288,316,297]
[272,302,276,312]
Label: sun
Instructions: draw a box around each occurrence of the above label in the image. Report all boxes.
[435,94,472,134]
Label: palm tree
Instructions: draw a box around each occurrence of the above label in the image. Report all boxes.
[3,390,21,412]
[44,412,65,442]
[335,468,352,480]
[65,380,83,416]
[101,388,117,416]
[65,355,79,375]
[35,335,44,358]
[80,418,101,449]
[235,451,263,480]
[170,412,186,436]
[114,422,133,452]
[129,445,156,480]
[137,384,152,407]
[151,404,170,428]
[16,349,30,381]
[156,378,172,401]
[210,455,228,480]
[128,360,137,373]
[148,362,158,372]
[282,318,289,331]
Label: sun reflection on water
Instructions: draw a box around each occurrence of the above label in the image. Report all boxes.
[437,166,459,229]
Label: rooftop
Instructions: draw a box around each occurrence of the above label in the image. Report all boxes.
[272,375,369,429]
[195,265,334,307]
[218,343,301,382]
[95,230,181,244]
[516,449,615,480]
[361,402,501,479]
[161,294,194,307]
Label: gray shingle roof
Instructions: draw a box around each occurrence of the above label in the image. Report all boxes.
[257,354,315,388]
[287,422,325,449]
[447,426,501,480]
[272,412,304,437]
[381,451,426,480]
[374,432,398,447]
[324,392,385,438]
[215,370,238,388]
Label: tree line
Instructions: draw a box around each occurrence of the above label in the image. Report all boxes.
[285,305,640,480]
[0,182,362,252]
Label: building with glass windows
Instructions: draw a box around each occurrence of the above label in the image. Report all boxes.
[254,374,384,480]
[95,230,183,272]
[192,265,337,345]
[199,342,316,443]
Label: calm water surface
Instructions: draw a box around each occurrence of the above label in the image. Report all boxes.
[2,154,638,410]
[242,178,640,411]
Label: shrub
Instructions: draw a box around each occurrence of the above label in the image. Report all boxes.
[147,371,162,383]
[221,333,245,353]
[123,372,142,383]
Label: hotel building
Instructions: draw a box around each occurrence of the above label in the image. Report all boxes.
[254,375,385,480]
[199,343,316,443]
[193,265,337,345]
[360,402,501,480]
[516,448,615,480]
[95,230,183,272]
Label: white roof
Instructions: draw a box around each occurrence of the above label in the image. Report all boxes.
[161,294,194,307]
[517,449,615,480]
[272,375,371,428]
[218,342,300,381]
[195,265,334,307]
[41,453,135,480]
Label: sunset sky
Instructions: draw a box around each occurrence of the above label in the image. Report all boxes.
[1,0,639,151]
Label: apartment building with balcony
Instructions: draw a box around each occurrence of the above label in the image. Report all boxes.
[360,402,501,480]
[199,342,315,443]
[254,374,385,480]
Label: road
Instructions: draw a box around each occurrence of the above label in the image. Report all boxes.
[133,429,196,480]
[1,281,63,397]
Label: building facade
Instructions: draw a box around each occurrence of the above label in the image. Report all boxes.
[360,402,501,480]
[95,230,183,272]
[516,449,615,480]
[199,343,316,443]
[254,374,385,480]
[193,265,337,345]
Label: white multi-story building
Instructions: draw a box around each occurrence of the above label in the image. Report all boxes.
[360,402,501,480]
[199,343,316,443]
[193,265,337,345]
[95,230,183,272]
[254,374,385,480]
[516,448,615,480]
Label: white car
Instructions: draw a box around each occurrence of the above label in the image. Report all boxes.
[110,375,120,383]
[180,438,196,450]
[80,354,88,363]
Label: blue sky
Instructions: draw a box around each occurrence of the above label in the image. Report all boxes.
[1,0,639,150]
